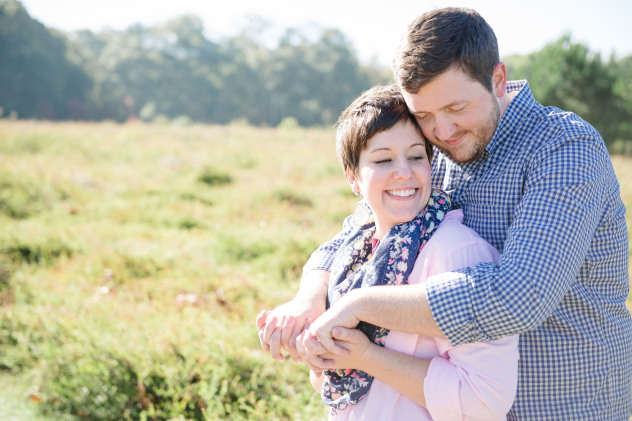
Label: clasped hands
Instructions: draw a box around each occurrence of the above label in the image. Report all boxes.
[257,292,372,373]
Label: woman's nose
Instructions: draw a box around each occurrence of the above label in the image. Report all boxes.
[393,159,413,179]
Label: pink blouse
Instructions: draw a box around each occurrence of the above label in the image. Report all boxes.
[330,209,519,420]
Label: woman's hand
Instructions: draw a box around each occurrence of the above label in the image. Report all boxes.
[256,296,325,363]
[326,327,374,371]
[296,325,374,373]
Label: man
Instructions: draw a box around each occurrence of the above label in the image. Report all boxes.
[258,7,632,420]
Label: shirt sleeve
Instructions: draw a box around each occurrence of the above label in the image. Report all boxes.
[425,335,519,421]
[421,232,518,420]
[302,214,355,274]
[426,131,619,345]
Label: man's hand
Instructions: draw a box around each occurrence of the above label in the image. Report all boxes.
[306,290,361,355]
[296,328,332,372]
[294,290,362,370]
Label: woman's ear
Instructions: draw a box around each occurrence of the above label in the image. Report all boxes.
[346,168,360,195]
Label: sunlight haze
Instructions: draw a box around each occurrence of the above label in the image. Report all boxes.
[19,0,632,66]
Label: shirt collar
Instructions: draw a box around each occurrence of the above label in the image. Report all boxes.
[484,80,535,155]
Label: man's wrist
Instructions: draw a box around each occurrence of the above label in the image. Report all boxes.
[341,288,365,323]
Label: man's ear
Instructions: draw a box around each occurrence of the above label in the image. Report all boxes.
[492,62,508,99]
[346,168,360,195]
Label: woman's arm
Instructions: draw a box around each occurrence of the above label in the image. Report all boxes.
[300,327,431,407]
[318,326,517,419]
[309,370,325,392]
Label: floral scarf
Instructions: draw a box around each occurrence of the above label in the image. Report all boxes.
[322,189,451,411]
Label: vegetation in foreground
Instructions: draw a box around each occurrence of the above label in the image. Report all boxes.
[0,121,630,420]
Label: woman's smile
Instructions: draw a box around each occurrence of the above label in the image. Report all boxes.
[386,188,418,199]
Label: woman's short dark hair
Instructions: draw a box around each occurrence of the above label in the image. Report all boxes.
[336,84,433,175]
[393,7,499,94]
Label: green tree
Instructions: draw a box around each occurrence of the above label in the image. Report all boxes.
[267,27,377,127]
[0,2,389,126]
[0,0,91,119]
[505,35,630,146]
[73,16,222,122]
[612,55,632,145]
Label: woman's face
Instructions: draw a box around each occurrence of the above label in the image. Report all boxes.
[347,120,432,238]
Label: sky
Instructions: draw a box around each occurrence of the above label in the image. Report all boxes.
[19,0,632,67]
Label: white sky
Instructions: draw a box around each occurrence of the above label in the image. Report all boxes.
[20,0,632,66]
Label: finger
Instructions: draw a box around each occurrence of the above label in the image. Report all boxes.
[262,315,279,344]
[280,315,295,350]
[269,328,284,362]
[297,333,333,371]
[256,310,269,330]
[312,329,350,357]
[257,324,271,352]
[287,321,306,363]
[303,334,327,355]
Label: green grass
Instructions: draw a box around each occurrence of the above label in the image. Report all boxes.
[0,120,343,420]
[0,120,630,420]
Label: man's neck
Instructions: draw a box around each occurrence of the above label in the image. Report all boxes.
[499,90,519,116]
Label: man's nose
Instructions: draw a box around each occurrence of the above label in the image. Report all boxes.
[434,115,457,141]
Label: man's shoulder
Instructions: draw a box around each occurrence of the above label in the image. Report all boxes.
[506,80,604,151]
[527,109,608,164]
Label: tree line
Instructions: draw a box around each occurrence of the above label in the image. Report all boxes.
[1,0,631,148]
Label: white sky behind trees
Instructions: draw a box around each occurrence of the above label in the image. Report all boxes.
[20,0,632,66]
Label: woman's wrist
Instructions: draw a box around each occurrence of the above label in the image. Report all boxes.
[354,341,381,374]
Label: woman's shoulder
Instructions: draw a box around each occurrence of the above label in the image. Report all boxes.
[413,209,500,279]
[423,208,500,262]
[432,209,489,246]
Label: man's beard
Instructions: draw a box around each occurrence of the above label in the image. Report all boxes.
[434,98,501,164]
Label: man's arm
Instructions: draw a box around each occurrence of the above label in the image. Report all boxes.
[301,283,444,365]
[301,222,503,368]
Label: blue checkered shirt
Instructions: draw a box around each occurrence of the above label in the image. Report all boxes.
[304,81,632,420]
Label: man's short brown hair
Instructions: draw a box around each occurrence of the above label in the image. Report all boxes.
[393,7,499,94]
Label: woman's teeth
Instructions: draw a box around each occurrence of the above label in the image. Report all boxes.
[387,189,416,197]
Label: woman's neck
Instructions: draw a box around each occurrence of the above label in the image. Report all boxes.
[374,221,392,240]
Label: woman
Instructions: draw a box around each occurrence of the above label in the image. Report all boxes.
[295,84,519,420]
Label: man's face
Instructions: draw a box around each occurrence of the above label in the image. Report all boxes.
[402,67,501,163]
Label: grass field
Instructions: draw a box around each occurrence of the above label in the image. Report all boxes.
[0,120,630,420]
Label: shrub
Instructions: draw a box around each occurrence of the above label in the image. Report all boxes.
[197,168,232,187]
[1,236,76,265]
[0,173,67,219]
[270,188,313,207]
[40,350,140,421]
